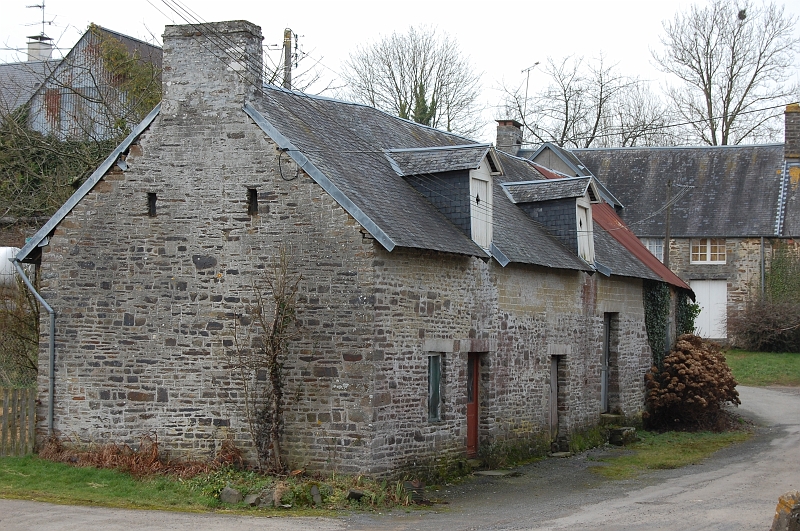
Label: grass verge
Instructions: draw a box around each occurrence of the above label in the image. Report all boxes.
[0,456,409,514]
[590,430,751,480]
[725,350,800,387]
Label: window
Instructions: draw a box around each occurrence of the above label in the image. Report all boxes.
[247,188,258,216]
[691,238,726,264]
[428,355,442,421]
[643,238,664,261]
[147,193,157,217]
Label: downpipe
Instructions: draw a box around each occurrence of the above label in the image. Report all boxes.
[10,257,56,436]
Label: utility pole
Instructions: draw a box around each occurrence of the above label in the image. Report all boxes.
[663,179,672,268]
[282,28,292,90]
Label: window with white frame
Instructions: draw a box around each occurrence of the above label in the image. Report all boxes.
[691,238,726,264]
[643,238,664,261]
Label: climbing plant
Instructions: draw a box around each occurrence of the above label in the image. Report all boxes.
[231,250,301,473]
[676,291,700,336]
[643,279,670,368]
[91,24,162,134]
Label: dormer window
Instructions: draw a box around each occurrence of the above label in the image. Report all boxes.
[576,200,595,263]
[502,175,597,263]
[470,158,494,250]
[384,144,499,251]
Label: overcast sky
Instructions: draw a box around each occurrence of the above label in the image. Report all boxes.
[2,0,799,142]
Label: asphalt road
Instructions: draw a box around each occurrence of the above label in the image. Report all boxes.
[1,385,798,531]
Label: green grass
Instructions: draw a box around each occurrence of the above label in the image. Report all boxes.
[0,456,218,510]
[590,430,751,480]
[0,456,411,513]
[726,350,800,387]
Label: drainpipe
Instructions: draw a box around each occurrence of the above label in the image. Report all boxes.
[760,236,766,298]
[10,258,56,435]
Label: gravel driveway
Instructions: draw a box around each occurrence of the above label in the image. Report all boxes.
[2,385,798,531]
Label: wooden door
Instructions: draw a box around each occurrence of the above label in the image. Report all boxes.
[549,356,559,442]
[466,354,479,457]
[601,314,610,413]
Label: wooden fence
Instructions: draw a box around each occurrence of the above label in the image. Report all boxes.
[1,388,36,457]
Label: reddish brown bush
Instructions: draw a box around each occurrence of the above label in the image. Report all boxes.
[644,334,740,430]
[39,433,242,478]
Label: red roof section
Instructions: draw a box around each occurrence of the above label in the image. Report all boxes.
[521,161,690,291]
[592,202,691,290]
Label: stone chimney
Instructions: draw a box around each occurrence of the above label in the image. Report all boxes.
[26,35,53,61]
[496,119,523,156]
[161,20,263,116]
[786,104,800,161]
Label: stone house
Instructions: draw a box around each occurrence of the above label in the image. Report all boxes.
[499,112,800,342]
[15,20,688,477]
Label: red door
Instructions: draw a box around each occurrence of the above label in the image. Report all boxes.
[466,354,479,457]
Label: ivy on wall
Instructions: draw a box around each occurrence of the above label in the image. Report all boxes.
[643,279,670,368]
[676,292,700,336]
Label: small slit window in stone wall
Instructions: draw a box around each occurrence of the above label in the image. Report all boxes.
[147,193,157,217]
[247,188,258,216]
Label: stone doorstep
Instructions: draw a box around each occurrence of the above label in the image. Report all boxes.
[549,451,573,458]
[474,470,515,477]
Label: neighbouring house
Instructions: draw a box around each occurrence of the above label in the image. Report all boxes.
[498,112,800,342]
[0,25,162,248]
[25,25,162,142]
[15,20,689,477]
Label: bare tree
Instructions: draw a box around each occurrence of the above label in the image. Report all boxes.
[341,26,484,137]
[653,0,800,145]
[502,55,674,148]
[230,249,301,473]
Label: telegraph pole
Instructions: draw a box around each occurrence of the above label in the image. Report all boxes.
[663,179,672,268]
[283,28,292,89]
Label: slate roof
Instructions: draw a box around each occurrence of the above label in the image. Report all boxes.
[573,145,787,238]
[520,142,623,209]
[384,145,491,176]
[249,87,593,271]
[0,59,58,113]
[502,176,591,204]
[18,81,690,289]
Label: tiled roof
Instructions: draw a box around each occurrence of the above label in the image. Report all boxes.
[574,145,786,238]
[502,176,591,203]
[384,145,490,176]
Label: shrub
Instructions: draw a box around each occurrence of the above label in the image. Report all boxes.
[644,334,740,430]
[729,298,800,352]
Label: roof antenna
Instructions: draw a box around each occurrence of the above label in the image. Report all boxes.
[26,0,54,39]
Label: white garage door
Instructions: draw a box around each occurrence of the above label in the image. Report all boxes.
[690,280,727,339]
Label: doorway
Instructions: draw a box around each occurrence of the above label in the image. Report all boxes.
[549,356,561,443]
[466,353,480,458]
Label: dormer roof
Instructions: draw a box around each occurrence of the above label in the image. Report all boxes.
[384,144,501,176]
[502,176,599,204]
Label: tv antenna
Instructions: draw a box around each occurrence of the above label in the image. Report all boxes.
[26,0,55,39]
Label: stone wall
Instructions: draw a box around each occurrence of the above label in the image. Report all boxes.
[36,21,379,468]
[667,237,800,339]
